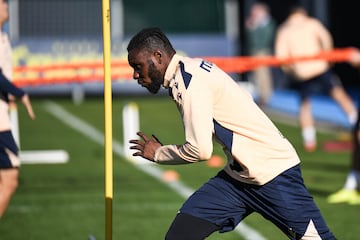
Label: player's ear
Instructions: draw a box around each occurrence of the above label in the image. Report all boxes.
[153,50,162,64]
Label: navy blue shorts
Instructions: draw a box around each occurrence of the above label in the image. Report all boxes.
[179,165,335,239]
[0,130,20,169]
[299,69,341,101]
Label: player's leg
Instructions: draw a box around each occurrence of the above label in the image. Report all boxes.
[0,168,19,218]
[165,212,220,240]
[252,165,336,239]
[298,80,316,152]
[349,124,360,204]
[299,98,316,152]
[324,71,357,124]
[254,66,273,106]
[0,131,21,218]
[351,121,360,180]
[327,102,360,204]
[252,50,273,106]
[166,171,251,239]
[330,85,357,124]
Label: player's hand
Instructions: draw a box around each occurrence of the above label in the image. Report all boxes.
[129,132,162,162]
[20,94,36,120]
[350,48,360,67]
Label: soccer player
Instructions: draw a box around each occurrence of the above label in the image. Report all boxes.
[127,28,335,239]
[0,0,35,218]
[275,5,357,152]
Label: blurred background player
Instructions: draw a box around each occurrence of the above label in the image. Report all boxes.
[275,4,357,152]
[245,1,276,106]
[0,0,35,218]
[327,48,360,204]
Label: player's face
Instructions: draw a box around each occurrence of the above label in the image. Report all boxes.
[128,49,164,94]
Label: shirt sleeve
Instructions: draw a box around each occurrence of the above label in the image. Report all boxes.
[0,69,25,98]
[181,80,214,160]
[154,73,214,164]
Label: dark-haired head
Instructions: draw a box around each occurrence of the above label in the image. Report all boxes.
[287,2,307,16]
[127,28,176,94]
[127,27,176,56]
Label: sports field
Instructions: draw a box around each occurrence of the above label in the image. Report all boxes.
[0,96,358,239]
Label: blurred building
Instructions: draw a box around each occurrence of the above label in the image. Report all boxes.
[9,0,237,57]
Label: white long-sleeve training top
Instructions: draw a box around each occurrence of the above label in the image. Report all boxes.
[154,54,300,185]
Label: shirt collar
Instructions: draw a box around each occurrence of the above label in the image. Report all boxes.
[163,54,183,88]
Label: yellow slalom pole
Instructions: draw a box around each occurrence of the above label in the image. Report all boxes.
[101,0,113,240]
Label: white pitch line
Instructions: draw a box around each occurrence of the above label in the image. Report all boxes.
[43,100,266,240]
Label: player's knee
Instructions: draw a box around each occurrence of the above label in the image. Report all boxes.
[9,178,18,193]
[3,179,18,195]
[1,171,19,194]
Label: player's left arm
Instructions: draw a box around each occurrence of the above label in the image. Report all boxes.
[0,69,35,119]
[315,20,333,51]
[0,69,24,98]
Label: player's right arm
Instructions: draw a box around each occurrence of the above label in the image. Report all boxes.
[274,27,294,75]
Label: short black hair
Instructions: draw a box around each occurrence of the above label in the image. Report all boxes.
[127,27,176,55]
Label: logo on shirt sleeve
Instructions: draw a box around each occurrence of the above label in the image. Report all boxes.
[200,60,213,72]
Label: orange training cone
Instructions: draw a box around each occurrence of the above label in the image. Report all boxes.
[162,170,180,182]
[207,155,224,168]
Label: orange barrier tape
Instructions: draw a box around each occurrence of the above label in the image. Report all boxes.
[13,48,356,87]
[206,47,356,73]
[13,60,134,87]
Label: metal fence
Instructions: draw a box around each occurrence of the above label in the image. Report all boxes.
[9,0,225,41]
